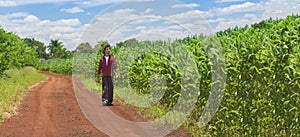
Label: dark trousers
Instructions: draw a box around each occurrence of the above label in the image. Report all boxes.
[102,76,113,104]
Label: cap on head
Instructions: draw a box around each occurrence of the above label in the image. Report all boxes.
[102,44,111,53]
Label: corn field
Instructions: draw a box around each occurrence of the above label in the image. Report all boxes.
[64,14,300,136]
[113,15,300,136]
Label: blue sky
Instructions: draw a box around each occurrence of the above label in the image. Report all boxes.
[0,0,299,50]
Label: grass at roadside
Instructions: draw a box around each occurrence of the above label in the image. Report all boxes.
[0,67,47,121]
[81,77,99,91]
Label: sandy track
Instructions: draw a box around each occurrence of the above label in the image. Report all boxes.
[0,72,191,137]
[0,72,107,137]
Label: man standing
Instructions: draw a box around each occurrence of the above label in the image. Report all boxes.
[97,44,118,106]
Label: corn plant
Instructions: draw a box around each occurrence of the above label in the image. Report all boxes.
[113,14,300,136]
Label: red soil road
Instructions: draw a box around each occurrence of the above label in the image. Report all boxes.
[0,72,191,137]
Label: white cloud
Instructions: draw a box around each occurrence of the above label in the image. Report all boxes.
[212,2,260,15]
[207,18,225,23]
[167,10,207,26]
[0,0,78,7]
[50,26,77,33]
[262,0,300,19]
[37,20,51,26]
[6,12,29,19]
[193,2,262,19]
[80,7,213,47]
[63,33,79,39]
[114,8,136,14]
[216,0,245,3]
[0,1,17,7]
[24,15,39,22]
[80,8,139,46]
[211,0,300,32]
[76,0,154,7]
[75,0,120,7]
[53,19,81,27]
[124,0,153,2]
[171,3,199,9]
[215,18,257,31]
[243,14,257,19]
[61,7,84,14]
[11,15,39,23]
[136,26,146,30]
[0,12,84,50]
[141,8,154,14]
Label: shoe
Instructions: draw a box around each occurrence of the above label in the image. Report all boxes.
[106,103,113,106]
[102,100,108,106]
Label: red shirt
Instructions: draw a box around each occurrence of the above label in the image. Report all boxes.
[98,55,118,76]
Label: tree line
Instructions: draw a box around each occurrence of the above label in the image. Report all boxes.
[0,26,111,76]
[24,38,116,59]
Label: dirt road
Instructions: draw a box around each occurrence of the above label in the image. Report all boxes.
[0,72,191,137]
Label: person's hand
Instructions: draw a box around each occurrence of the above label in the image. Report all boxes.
[116,73,119,79]
[97,76,101,83]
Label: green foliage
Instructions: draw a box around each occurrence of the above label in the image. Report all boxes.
[35,39,74,75]
[39,58,72,75]
[190,15,300,136]
[129,51,181,108]
[74,42,93,53]
[116,38,138,48]
[0,28,39,76]
[23,38,49,59]
[47,39,73,59]
[73,52,98,78]
[251,20,269,29]
[115,14,300,136]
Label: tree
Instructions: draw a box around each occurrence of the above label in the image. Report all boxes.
[75,42,93,53]
[47,39,72,58]
[116,38,138,48]
[0,28,39,75]
[23,38,49,59]
[48,39,63,58]
[251,20,268,29]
